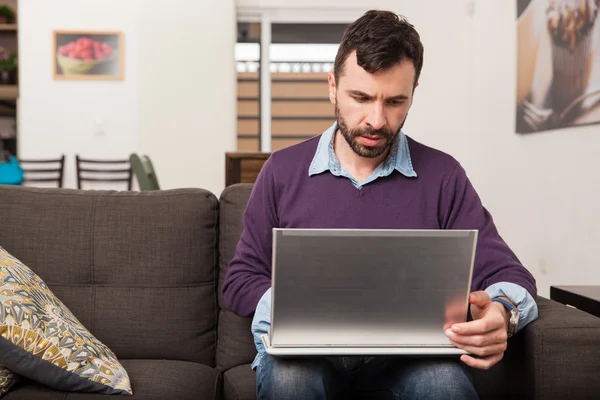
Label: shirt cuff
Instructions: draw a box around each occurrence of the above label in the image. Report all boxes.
[485,282,538,332]
[250,287,271,370]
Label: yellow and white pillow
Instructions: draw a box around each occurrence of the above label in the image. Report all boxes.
[0,246,132,395]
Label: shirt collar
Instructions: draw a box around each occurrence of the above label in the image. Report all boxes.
[308,121,417,178]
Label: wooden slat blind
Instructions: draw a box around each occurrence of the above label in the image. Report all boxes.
[236,70,334,152]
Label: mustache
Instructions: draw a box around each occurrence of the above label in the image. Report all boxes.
[348,127,394,139]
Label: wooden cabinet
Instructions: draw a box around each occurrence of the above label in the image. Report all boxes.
[225,152,271,187]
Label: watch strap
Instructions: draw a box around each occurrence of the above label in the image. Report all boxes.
[491,297,513,311]
[492,297,519,338]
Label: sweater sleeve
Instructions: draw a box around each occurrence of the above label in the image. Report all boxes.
[222,157,278,317]
[439,162,537,300]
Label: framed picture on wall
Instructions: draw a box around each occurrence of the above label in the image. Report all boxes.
[516,0,600,134]
[53,30,124,81]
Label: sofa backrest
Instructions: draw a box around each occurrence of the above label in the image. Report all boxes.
[0,186,219,366]
[216,183,256,371]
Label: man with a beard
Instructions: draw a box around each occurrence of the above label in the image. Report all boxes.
[222,9,538,400]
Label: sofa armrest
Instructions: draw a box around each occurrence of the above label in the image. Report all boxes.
[522,296,600,400]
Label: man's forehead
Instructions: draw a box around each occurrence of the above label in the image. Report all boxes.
[338,57,416,95]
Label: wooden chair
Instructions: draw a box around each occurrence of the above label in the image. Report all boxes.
[18,155,66,188]
[129,153,160,191]
[75,155,133,190]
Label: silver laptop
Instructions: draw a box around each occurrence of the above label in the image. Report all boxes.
[261,228,477,356]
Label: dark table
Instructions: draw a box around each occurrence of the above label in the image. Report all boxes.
[550,285,600,318]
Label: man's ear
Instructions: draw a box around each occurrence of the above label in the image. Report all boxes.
[328,72,337,105]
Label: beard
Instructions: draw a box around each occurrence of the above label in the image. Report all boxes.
[335,103,404,159]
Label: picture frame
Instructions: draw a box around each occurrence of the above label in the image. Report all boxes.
[53,30,124,81]
[516,0,600,134]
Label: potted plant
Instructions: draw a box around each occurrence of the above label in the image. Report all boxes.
[0,46,17,84]
[0,5,15,24]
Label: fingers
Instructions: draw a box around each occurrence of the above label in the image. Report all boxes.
[449,339,507,358]
[460,352,504,370]
[447,296,507,371]
[446,327,507,347]
[468,291,491,308]
[443,300,468,331]
[450,314,505,335]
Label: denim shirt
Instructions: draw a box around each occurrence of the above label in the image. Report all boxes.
[308,122,417,187]
[250,123,539,370]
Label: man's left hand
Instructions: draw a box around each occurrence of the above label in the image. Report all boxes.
[444,291,509,370]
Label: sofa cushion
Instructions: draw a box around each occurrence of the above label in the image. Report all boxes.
[0,246,131,395]
[223,364,255,400]
[217,310,256,372]
[217,184,257,371]
[521,296,600,399]
[0,186,219,365]
[3,359,220,400]
[217,183,253,308]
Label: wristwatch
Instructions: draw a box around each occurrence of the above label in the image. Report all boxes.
[492,297,520,338]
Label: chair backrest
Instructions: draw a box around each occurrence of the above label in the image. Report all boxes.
[129,153,160,191]
[18,155,65,188]
[75,155,133,190]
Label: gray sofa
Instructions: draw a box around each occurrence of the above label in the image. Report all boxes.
[0,183,599,400]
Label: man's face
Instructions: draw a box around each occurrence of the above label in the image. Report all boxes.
[329,51,417,158]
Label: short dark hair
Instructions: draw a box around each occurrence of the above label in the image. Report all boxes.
[334,10,424,86]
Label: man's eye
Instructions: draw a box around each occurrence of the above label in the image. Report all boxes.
[388,100,404,106]
[354,97,369,102]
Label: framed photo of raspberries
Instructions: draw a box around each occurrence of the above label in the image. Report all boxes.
[53,30,124,80]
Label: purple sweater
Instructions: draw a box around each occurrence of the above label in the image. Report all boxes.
[222,135,537,317]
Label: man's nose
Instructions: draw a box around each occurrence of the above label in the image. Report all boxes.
[366,103,386,131]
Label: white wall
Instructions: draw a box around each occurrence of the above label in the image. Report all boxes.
[19,0,237,195]
[139,0,236,196]
[237,0,397,9]
[18,0,141,190]
[470,0,600,297]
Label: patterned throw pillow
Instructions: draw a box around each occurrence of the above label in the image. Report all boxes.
[0,246,132,395]
[0,365,16,398]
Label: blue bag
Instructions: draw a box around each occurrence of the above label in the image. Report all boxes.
[0,154,24,185]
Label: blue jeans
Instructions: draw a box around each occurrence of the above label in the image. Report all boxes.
[256,355,479,400]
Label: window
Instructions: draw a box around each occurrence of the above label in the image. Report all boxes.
[269,43,336,151]
[235,22,348,152]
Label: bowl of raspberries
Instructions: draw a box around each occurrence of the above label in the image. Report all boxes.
[57,37,116,75]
